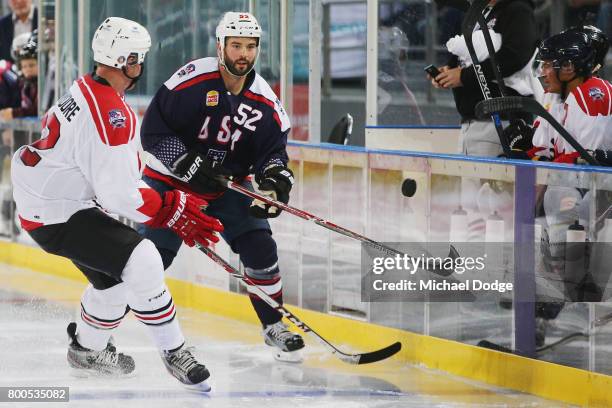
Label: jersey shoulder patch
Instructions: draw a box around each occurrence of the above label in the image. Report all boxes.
[571,77,612,116]
[244,74,291,132]
[164,57,221,91]
[76,75,137,146]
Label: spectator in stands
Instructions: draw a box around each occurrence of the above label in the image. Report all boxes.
[0,0,37,63]
[0,31,37,237]
[566,0,602,28]
[428,0,540,157]
[0,31,38,121]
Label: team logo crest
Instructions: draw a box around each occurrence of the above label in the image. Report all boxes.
[206,149,226,163]
[177,63,195,77]
[589,87,605,101]
[206,90,219,107]
[108,109,127,128]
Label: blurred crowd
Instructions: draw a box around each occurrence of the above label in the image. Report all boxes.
[0,0,39,237]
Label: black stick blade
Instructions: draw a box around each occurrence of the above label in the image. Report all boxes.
[477,340,514,353]
[354,341,402,365]
[475,96,526,119]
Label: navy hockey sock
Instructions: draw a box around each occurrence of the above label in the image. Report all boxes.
[234,230,283,326]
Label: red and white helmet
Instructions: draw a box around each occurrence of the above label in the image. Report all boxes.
[216,12,261,76]
[92,17,151,68]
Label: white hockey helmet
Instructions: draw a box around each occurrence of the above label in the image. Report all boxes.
[91,17,151,69]
[215,12,261,77]
[216,12,261,47]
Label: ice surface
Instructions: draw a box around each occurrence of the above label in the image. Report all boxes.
[0,263,570,407]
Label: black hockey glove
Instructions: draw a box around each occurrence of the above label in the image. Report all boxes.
[504,119,535,152]
[249,163,294,219]
[172,150,231,194]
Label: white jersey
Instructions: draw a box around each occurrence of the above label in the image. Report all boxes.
[11,74,160,229]
[532,77,612,161]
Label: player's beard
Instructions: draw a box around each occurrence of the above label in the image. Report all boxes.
[224,52,254,77]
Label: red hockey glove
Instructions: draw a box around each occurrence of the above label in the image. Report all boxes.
[147,190,223,247]
[554,152,580,164]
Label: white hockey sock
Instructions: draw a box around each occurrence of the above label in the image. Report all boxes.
[121,240,185,352]
[129,286,184,351]
[78,283,129,351]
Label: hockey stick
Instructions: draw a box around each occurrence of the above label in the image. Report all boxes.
[221,178,460,277]
[478,310,612,356]
[471,2,508,97]
[461,0,512,156]
[475,96,600,165]
[195,243,402,365]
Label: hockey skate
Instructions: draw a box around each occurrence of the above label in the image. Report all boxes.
[162,346,211,392]
[66,322,135,376]
[263,321,304,363]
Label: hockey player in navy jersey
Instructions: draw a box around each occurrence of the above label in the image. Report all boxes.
[139,12,304,362]
[11,17,223,390]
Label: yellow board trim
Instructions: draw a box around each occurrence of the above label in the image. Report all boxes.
[1,240,610,406]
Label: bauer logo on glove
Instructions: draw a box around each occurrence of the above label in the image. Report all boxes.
[172,150,232,194]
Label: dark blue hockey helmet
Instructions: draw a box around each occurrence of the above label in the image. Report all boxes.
[561,25,609,72]
[537,31,596,77]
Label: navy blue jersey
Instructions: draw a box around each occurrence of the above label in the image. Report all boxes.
[141,57,290,187]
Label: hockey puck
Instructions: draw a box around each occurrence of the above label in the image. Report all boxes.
[401,178,417,197]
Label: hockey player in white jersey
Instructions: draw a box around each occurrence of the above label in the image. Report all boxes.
[498,28,612,344]
[536,29,611,300]
[531,30,611,163]
[11,17,223,391]
[505,27,611,162]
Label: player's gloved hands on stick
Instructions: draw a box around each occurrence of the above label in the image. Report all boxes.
[173,150,232,194]
[147,189,224,247]
[249,163,294,219]
[497,119,539,161]
[505,119,535,152]
[576,150,612,166]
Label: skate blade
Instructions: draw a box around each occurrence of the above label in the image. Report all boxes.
[69,367,90,378]
[273,349,303,364]
[183,379,212,393]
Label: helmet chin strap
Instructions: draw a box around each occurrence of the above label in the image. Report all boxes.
[218,44,259,78]
[122,64,144,90]
[555,69,577,100]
